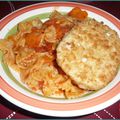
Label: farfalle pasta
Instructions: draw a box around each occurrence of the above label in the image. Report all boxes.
[0,8,89,99]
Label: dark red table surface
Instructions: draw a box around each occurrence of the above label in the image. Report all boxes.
[0,1,120,119]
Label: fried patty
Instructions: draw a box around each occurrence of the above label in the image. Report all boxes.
[57,18,120,90]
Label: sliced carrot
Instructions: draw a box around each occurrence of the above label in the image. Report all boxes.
[25,18,72,50]
[25,32,40,48]
[68,7,88,20]
[24,28,42,48]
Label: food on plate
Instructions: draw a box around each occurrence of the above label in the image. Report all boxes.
[68,7,88,20]
[0,7,89,99]
[57,18,120,90]
[1,6,119,99]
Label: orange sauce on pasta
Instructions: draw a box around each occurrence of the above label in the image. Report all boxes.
[0,7,89,98]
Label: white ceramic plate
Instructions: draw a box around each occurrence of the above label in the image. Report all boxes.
[0,2,120,117]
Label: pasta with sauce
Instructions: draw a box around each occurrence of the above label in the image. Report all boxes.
[0,8,89,99]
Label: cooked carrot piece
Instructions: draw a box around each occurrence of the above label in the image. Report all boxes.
[24,17,72,50]
[53,60,66,75]
[24,32,40,48]
[68,7,88,20]
[24,28,43,48]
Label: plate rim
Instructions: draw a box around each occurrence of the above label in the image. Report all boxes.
[1,88,119,117]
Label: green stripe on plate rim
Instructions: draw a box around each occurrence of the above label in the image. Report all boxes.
[1,12,119,101]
